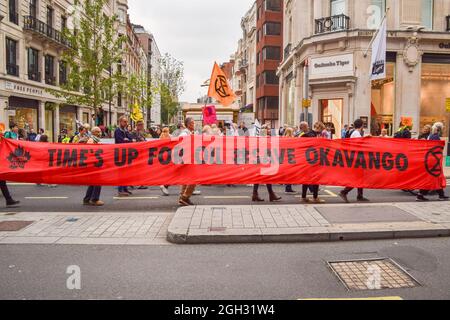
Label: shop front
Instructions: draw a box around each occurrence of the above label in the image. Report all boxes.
[420,54,450,139]
[8,97,38,133]
[59,105,78,136]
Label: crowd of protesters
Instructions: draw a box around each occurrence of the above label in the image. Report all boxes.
[0,115,448,208]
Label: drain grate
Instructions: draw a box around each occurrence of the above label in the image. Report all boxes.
[328,258,420,291]
[0,221,34,232]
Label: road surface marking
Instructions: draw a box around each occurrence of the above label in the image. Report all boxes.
[204,196,251,199]
[324,190,338,197]
[24,196,68,199]
[113,197,160,200]
[8,183,35,186]
[300,296,403,300]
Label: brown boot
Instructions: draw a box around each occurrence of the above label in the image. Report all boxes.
[269,192,282,202]
[252,191,264,202]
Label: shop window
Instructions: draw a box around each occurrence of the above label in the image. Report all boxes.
[45,108,54,142]
[9,108,38,133]
[320,99,343,138]
[421,63,450,138]
[371,63,395,136]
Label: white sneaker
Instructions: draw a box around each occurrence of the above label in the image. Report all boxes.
[193,190,202,196]
[160,186,169,196]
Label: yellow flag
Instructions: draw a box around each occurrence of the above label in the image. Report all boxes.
[130,103,144,122]
[208,62,236,107]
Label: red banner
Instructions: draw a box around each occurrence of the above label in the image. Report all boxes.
[0,137,446,190]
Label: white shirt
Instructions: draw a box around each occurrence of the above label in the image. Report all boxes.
[350,130,363,139]
[179,129,192,137]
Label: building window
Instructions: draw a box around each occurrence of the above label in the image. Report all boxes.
[263,46,281,61]
[29,0,37,18]
[9,0,18,25]
[28,48,40,82]
[45,55,55,85]
[47,6,54,28]
[331,0,346,16]
[421,0,434,30]
[6,38,19,76]
[263,70,279,85]
[61,16,67,31]
[59,61,68,85]
[263,22,281,36]
[118,91,123,107]
[265,0,281,12]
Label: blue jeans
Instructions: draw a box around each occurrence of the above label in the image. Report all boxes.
[118,186,129,193]
[84,186,102,202]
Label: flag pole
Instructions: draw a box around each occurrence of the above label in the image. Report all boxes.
[363,7,390,58]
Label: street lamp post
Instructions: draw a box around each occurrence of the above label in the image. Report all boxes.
[108,65,112,127]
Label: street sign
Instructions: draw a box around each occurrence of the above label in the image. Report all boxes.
[446,98,450,112]
[302,99,311,108]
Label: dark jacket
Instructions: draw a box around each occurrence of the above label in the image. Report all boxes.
[428,133,441,141]
[301,130,318,138]
[114,127,133,144]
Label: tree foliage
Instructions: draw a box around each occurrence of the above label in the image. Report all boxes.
[48,0,125,119]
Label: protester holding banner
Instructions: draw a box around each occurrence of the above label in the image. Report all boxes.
[0,133,20,208]
[417,122,449,202]
[339,119,370,203]
[115,116,134,197]
[4,124,19,140]
[300,122,323,203]
[179,117,197,206]
[284,128,298,195]
[83,127,104,206]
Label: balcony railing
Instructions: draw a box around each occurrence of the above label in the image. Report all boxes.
[315,14,350,34]
[239,59,248,70]
[45,75,56,86]
[9,12,19,25]
[23,16,71,48]
[447,16,450,31]
[6,64,19,77]
[284,43,292,58]
[28,70,41,82]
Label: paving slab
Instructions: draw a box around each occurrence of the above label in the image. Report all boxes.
[167,203,450,244]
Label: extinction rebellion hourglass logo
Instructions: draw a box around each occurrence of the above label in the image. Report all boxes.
[425,146,444,177]
[7,146,31,169]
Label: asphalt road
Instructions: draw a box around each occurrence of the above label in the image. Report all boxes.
[1,238,449,300]
[2,183,450,213]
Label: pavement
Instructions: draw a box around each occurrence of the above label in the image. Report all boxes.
[167,202,450,244]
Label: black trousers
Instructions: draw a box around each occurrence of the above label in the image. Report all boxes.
[253,184,274,194]
[84,186,102,202]
[0,180,13,202]
[342,187,364,198]
[420,189,445,197]
[302,185,319,199]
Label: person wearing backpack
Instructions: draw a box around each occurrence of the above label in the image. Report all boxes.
[339,119,370,203]
[4,124,19,140]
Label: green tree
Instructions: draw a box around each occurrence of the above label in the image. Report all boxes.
[48,0,125,120]
[154,53,185,124]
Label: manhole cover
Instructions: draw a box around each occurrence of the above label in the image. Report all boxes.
[328,258,420,291]
[0,221,34,232]
[316,206,420,224]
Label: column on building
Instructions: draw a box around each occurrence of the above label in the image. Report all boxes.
[0,96,8,127]
[20,39,28,79]
[54,105,60,142]
[38,101,45,131]
[0,28,5,75]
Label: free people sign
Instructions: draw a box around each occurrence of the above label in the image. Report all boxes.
[309,54,354,79]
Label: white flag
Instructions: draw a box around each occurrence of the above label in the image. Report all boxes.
[370,17,387,81]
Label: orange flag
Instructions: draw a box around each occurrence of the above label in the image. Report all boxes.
[208,62,236,107]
